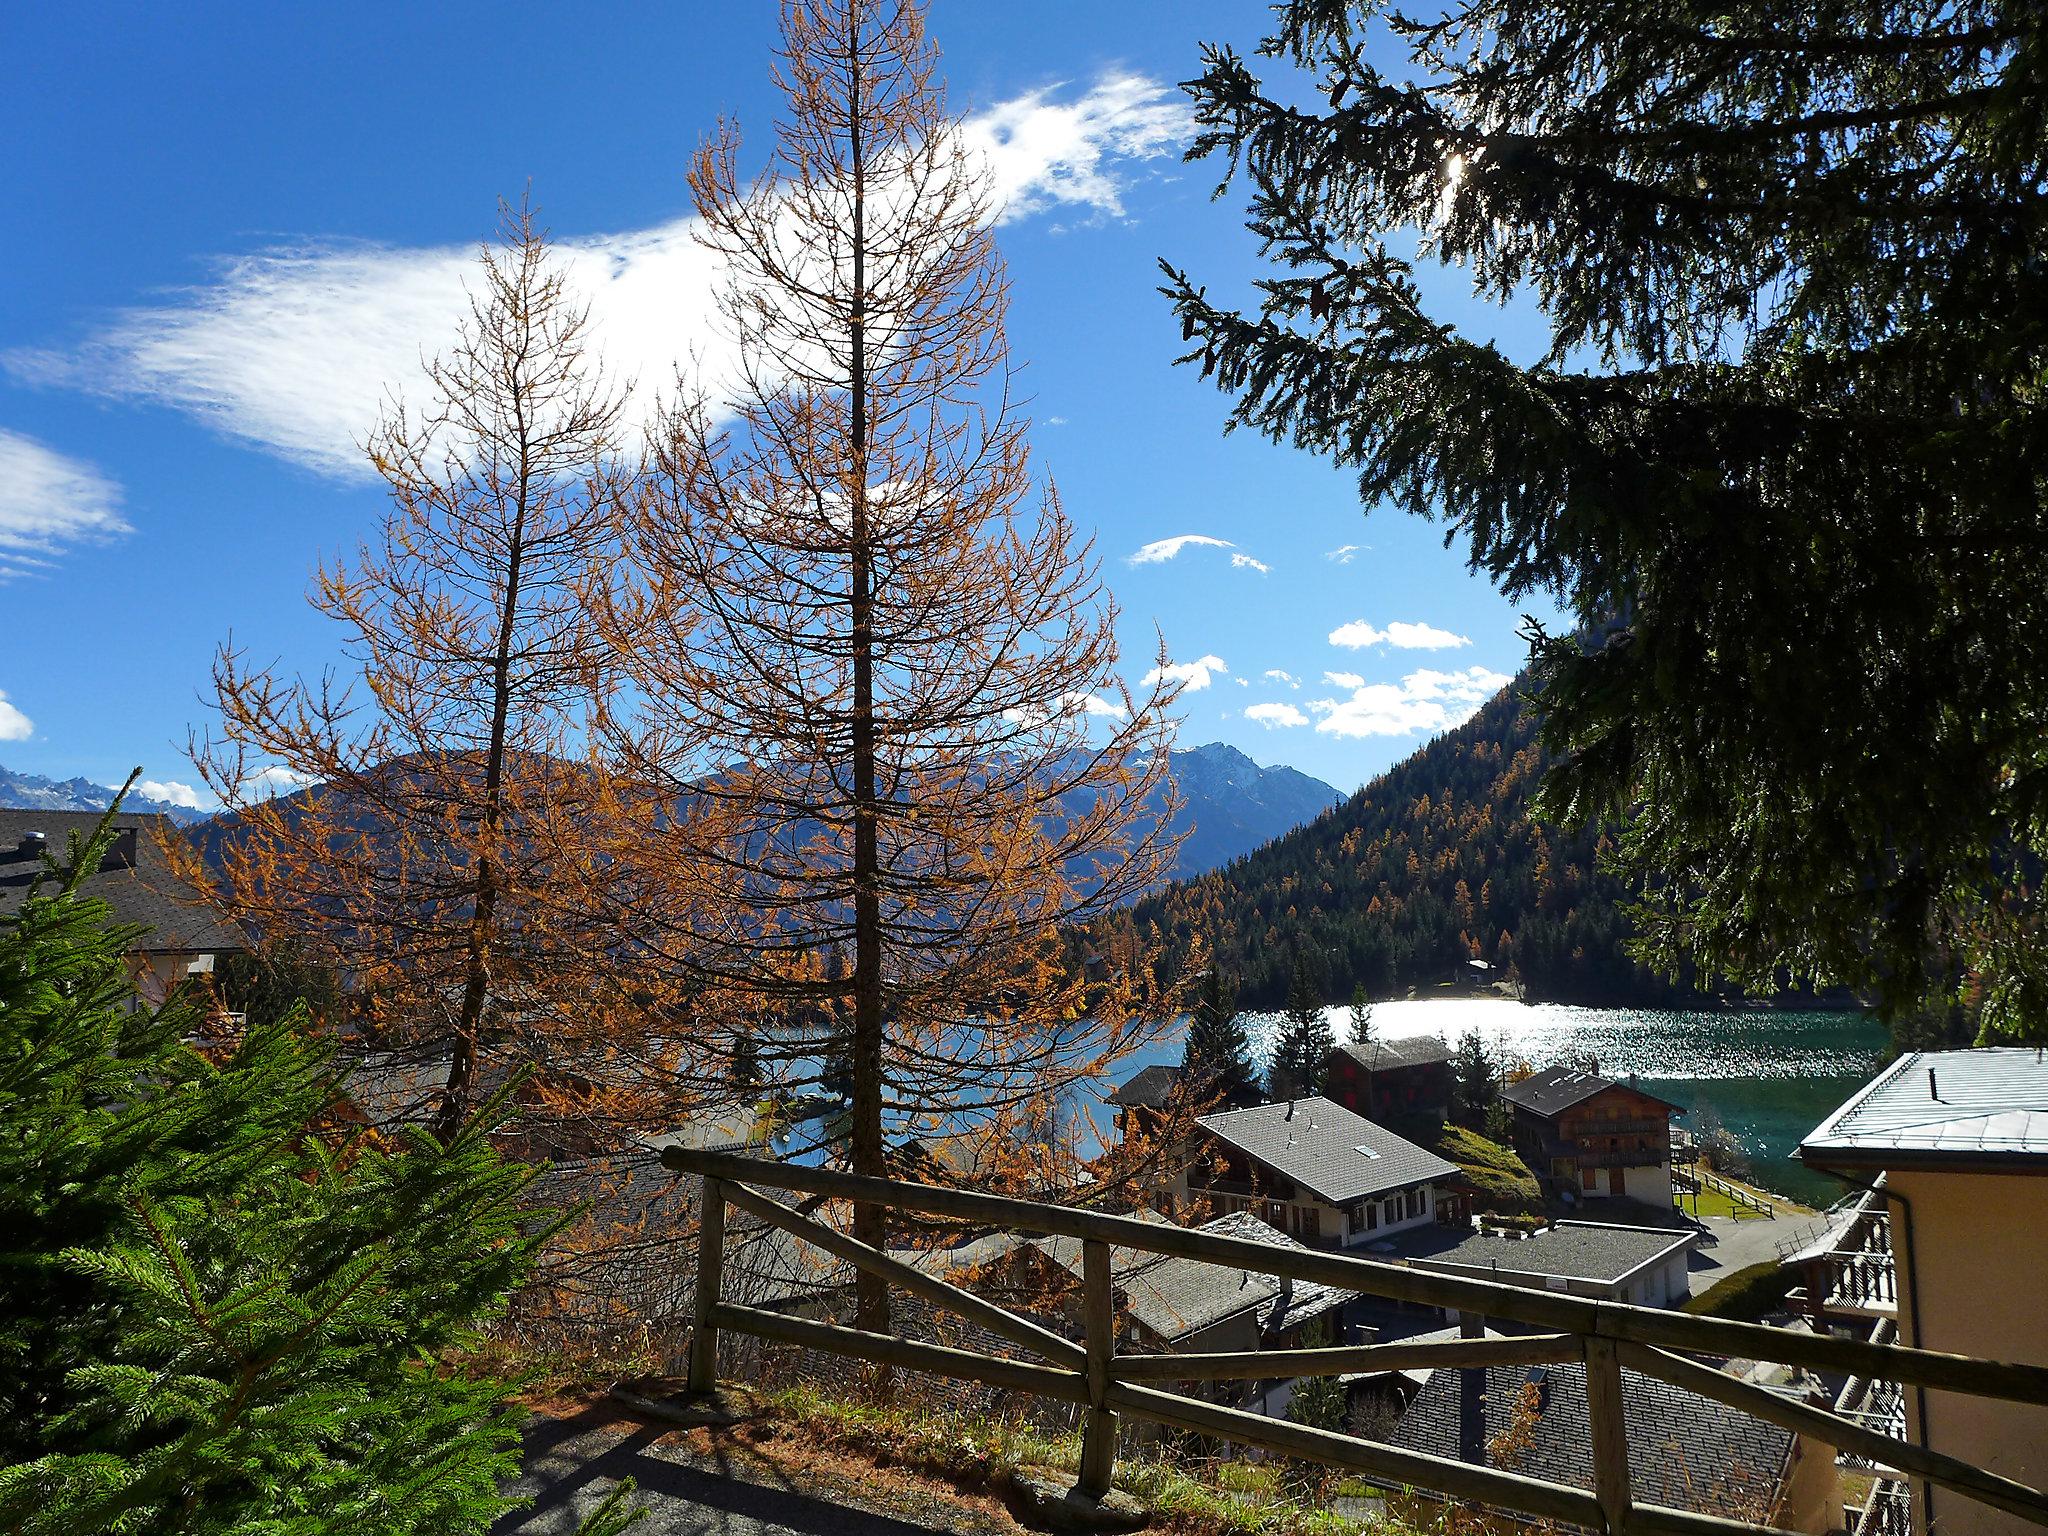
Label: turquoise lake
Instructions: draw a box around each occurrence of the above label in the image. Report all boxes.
[1109,1000,1888,1208]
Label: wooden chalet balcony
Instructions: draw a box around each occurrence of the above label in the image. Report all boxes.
[1569,1146,1672,1170]
[662,1145,2048,1536]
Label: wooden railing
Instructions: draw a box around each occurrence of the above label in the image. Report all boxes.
[660,1147,2048,1536]
[1698,1167,1775,1216]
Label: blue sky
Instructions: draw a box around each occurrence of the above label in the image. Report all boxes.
[1,1,1561,803]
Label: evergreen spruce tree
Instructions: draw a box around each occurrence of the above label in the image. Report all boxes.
[0,808,620,1536]
[1346,982,1374,1048]
[1182,966,1253,1099]
[1448,1029,1497,1133]
[1164,1,2048,1038]
[1269,951,1333,1099]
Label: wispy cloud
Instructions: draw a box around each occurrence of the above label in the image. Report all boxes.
[1229,552,1270,574]
[1244,701,1308,729]
[0,430,130,579]
[1324,543,1369,564]
[966,71,1187,225]
[1128,534,1232,565]
[1141,654,1228,692]
[1323,670,1365,689]
[1262,669,1301,690]
[1328,618,1472,651]
[10,75,1187,480]
[0,690,32,741]
[1307,665,1511,739]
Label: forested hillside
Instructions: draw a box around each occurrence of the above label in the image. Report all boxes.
[1115,679,1709,1010]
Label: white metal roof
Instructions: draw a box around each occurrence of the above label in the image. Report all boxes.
[1799,1049,2048,1170]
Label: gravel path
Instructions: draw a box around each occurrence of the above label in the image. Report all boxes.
[495,1407,1012,1536]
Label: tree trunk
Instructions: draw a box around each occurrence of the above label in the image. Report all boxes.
[843,4,891,1344]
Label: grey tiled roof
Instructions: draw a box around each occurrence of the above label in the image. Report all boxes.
[1035,1212,1356,1345]
[1111,1063,1183,1107]
[1337,1035,1454,1071]
[1398,1220,1694,1284]
[1801,1049,2048,1167]
[0,809,245,955]
[1389,1360,1793,1521]
[1195,1096,1460,1205]
[1504,1064,1683,1118]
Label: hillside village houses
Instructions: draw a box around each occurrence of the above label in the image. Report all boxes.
[1172,1095,1465,1245]
[1502,1062,1683,1204]
[1324,1033,1455,1127]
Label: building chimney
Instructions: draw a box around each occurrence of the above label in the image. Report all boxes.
[10,831,47,862]
[102,827,139,871]
[1285,1099,1295,1121]
[1928,1066,1941,1102]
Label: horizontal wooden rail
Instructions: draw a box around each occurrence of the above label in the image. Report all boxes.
[1621,1342,2048,1529]
[668,1149,2048,1536]
[664,1145,2048,1409]
[719,1177,1086,1371]
[1114,1332,1584,1382]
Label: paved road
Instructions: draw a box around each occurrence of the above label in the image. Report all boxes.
[495,1410,985,1536]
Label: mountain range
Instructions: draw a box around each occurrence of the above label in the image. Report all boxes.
[2,743,1339,883]
[0,764,209,827]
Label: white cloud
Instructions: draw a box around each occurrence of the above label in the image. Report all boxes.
[1128,533,1233,565]
[0,430,130,579]
[1307,665,1512,739]
[1243,701,1308,729]
[1141,654,1228,692]
[10,76,1186,479]
[1324,543,1369,564]
[1233,676,1249,687]
[240,765,317,798]
[965,71,1187,225]
[1229,552,1270,574]
[1323,670,1365,689]
[0,690,32,741]
[1262,669,1301,690]
[1044,414,1068,426]
[1003,690,1130,728]
[136,778,209,810]
[1328,618,1473,650]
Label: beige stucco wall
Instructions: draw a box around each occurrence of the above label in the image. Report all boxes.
[1886,1169,2048,1536]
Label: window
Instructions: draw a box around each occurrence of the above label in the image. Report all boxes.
[1357,1202,1379,1232]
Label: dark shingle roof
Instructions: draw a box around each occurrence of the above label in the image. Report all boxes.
[1400,1221,1694,1285]
[1800,1049,2048,1169]
[1337,1035,1454,1072]
[1503,1064,1684,1119]
[1389,1360,1793,1521]
[1111,1063,1183,1108]
[1196,1096,1460,1206]
[1036,1211,1355,1344]
[0,809,244,955]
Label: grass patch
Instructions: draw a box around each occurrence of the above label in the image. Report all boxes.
[1674,1182,1772,1221]
[759,1382,1402,1535]
[1684,1261,1797,1321]
[1435,1126,1542,1216]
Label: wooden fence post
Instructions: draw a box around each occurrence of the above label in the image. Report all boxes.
[1078,1237,1117,1500]
[688,1176,727,1396]
[1585,1335,1634,1536]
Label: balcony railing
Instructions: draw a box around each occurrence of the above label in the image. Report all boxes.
[663,1146,2048,1536]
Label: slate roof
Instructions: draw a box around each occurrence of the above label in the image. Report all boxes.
[1398,1220,1695,1286]
[1337,1035,1454,1072]
[1195,1096,1460,1205]
[1389,1359,1793,1521]
[0,809,245,955]
[1035,1211,1356,1345]
[1111,1063,1183,1108]
[1800,1049,2048,1170]
[1503,1064,1684,1119]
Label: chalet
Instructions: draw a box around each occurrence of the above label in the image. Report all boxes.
[1502,1063,1682,1204]
[1107,1061,1260,1142]
[1798,1049,2048,1536]
[1326,1034,1454,1127]
[1386,1356,1838,1531]
[1174,1095,1461,1247]
[0,809,245,1010]
[964,1210,1362,1420]
[1398,1219,1697,1310]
